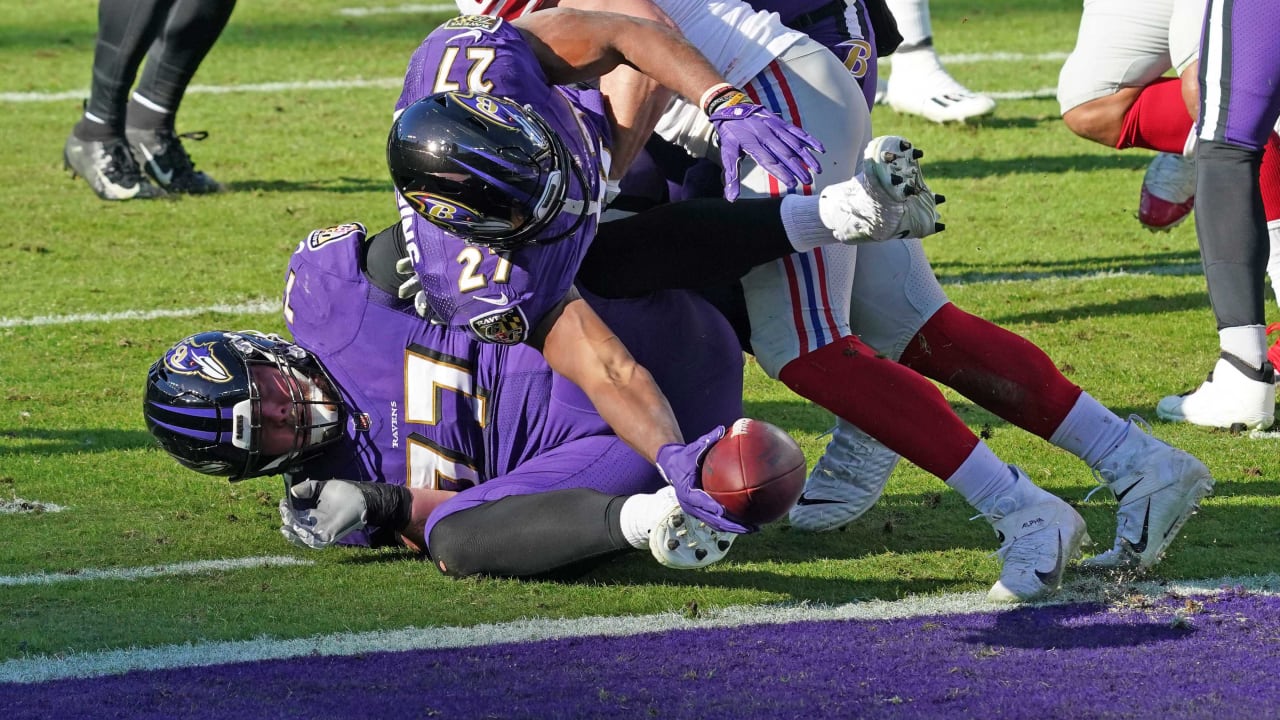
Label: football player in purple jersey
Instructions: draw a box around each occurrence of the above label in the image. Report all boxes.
[1155,0,1280,431]
[387,8,837,537]
[145,221,751,576]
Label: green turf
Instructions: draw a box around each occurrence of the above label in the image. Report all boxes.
[3,0,1277,664]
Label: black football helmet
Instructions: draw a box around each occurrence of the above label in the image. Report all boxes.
[388,91,574,251]
[143,331,345,481]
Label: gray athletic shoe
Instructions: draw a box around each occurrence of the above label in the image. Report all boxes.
[126,127,223,194]
[63,133,165,201]
[788,419,900,532]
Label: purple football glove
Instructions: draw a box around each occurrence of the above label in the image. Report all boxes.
[656,425,756,534]
[709,97,824,202]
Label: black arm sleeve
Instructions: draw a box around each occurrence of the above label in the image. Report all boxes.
[427,489,631,579]
[578,197,794,299]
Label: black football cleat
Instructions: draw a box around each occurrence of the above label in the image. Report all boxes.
[126,127,223,195]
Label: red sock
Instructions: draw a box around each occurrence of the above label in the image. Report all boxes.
[898,304,1083,440]
[1261,132,1280,222]
[1115,77,1194,152]
[778,336,978,479]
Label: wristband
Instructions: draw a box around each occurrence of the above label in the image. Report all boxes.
[356,482,414,531]
[700,83,742,115]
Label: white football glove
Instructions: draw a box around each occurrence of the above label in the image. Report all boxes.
[278,479,368,550]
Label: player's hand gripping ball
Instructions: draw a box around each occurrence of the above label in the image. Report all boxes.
[700,418,806,526]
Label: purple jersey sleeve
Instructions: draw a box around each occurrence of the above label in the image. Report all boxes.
[395,17,612,344]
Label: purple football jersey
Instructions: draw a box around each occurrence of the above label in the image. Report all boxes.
[396,16,612,345]
[282,222,566,540]
[281,223,745,545]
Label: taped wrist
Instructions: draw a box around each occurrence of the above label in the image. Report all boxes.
[355,483,413,531]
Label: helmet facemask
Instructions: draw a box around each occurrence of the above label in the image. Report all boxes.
[144,331,345,481]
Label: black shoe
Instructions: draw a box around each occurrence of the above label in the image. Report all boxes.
[63,133,166,201]
[125,127,223,194]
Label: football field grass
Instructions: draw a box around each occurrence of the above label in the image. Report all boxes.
[3,0,1279,690]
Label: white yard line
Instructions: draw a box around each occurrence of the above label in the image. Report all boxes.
[336,3,459,15]
[2,572,1276,685]
[0,299,278,329]
[1,50,1069,104]
[0,267,1203,330]
[0,556,313,588]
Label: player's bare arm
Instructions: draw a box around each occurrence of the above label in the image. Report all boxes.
[513,8,725,99]
[530,287,683,462]
[519,0,679,178]
[512,7,824,196]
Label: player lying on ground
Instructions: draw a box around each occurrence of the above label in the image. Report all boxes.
[145,222,753,577]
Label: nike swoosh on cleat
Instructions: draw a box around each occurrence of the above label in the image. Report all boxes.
[1112,475,1145,502]
[1034,529,1065,588]
[141,146,174,187]
[1128,503,1151,554]
[794,495,847,506]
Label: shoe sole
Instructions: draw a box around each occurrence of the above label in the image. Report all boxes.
[649,508,734,570]
[1155,403,1275,432]
[863,136,930,202]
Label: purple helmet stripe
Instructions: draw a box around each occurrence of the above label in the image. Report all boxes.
[149,401,222,418]
[150,418,223,443]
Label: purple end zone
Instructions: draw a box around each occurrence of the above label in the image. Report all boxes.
[5,591,1280,719]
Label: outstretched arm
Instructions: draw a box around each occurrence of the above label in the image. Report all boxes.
[530,287,681,461]
[512,7,823,197]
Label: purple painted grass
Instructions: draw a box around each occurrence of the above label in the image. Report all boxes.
[5,591,1280,719]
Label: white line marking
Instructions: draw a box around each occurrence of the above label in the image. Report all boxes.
[0,556,313,588]
[337,3,458,15]
[0,78,403,104]
[3,50,1071,104]
[3,573,1277,684]
[0,299,279,329]
[0,266,1203,330]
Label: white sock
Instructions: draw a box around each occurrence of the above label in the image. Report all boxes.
[781,194,835,252]
[886,0,932,48]
[1048,392,1130,467]
[1219,325,1267,369]
[619,486,678,549]
[130,91,174,114]
[945,442,1021,515]
[1266,219,1280,309]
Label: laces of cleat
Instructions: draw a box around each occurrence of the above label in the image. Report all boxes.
[105,143,143,184]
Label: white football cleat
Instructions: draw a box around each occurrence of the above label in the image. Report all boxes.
[982,474,1089,603]
[885,51,996,123]
[1156,353,1276,431]
[1138,152,1196,232]
[63,133,165,201]
[1081,418,1214,570]
[818,135,944,244]
[789,419,900,532]
[649,502,736,570]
